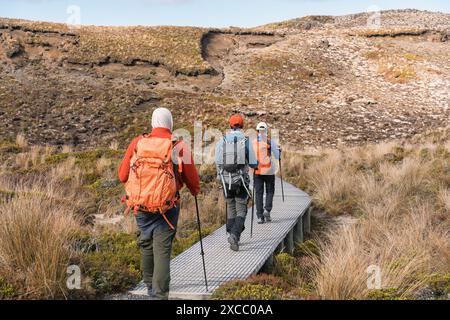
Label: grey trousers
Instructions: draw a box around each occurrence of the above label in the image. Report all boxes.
[226,190,249,242]
[138,227,176,300]
[135,206,179,300]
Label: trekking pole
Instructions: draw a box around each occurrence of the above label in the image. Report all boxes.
[220,173,228,235]
[225,200,228,235]
[194,196,209,292]
[251,172,255,238]
[279,156,285,203]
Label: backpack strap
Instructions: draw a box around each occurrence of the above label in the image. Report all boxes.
[172,140,183,174]
[233,136,238,167]
[244,136,250,163]
[161,212,175,230]
[256,139,261,167]
[134,134,148,154]
[222,136,226,168]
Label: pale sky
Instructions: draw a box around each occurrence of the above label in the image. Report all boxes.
[0,0,448,28]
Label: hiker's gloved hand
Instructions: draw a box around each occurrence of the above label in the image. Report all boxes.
[191,190,200,197]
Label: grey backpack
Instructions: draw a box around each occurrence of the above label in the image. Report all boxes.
[219,136,251,198]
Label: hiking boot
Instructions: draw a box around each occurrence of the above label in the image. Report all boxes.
[147,287,155,298]
[257,216,265,224]
[228,234,239,252]
[264,210,272,222]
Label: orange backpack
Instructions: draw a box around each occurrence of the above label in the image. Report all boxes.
[125,135,180,228]
[253,138,272,175]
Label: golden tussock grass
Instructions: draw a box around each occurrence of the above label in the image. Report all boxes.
[15,134,28,150]
[2,129,448,299]
[363,47,422,83]
[0,177,81,299]
[284,128,450,299]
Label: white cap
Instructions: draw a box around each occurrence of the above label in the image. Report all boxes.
[256,122,268,132]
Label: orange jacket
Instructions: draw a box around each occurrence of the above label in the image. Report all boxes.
[118,128,200,196]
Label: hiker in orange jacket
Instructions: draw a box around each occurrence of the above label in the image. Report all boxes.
[252,122,281,224]
[118,107,200,300]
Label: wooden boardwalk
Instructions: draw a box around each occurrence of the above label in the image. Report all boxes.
[130,177,311,300]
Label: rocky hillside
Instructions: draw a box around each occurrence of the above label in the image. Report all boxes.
[0,9,449,149]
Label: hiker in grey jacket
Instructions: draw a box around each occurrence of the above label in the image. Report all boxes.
[215,114,257,251]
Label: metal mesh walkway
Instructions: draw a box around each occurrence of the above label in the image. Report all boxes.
[130,177,311,300]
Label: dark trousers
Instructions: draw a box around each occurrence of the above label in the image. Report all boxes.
[254,174,275,218]
[135,206,179,300]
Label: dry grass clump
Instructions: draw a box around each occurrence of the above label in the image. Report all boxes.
[15,134,28,149]
[179,188,225,227]
[438,187,450,212]
[363,48,420,83]
[284,128,450,299]
[177,164,226,241]
[313,203,448,299]
[378,63,417,83]
[0,136,227,298]
[0,177,80,299]
[0,138,125,299]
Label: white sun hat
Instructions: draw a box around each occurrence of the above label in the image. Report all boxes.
[256,122,268,132]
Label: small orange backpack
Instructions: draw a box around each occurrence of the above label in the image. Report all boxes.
[125,135,179,228]
[253,138,272,175]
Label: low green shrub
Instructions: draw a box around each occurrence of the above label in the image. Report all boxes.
[273,253,300,283]
[212,275,289,300]
[366,288,407,300]
[79,232,141,296]
[0,277,14,300]
[427,273,450,297]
